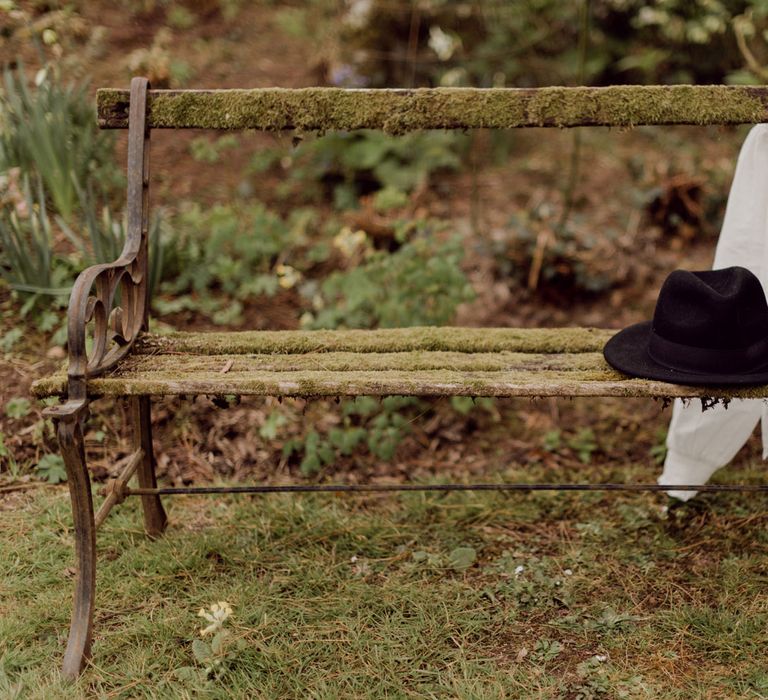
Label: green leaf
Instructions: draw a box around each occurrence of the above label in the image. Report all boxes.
[568,428,597,464]
[35,453,66,483]
[0,433,8,458]
[300,451,321,476]
[450,396,475,416]
[373,186,408,212]
[0,328,23,352]
[533,639,563,662]
[448,546,477,571]
[260,411,287,440]
[318,442,335,465]
[173,666,202,683]
[210,630,227,655]
[282,439,300,459]
[543,429,561,452]
[192,639,212,664]
[36,310,59,332]
[5,397,31,419]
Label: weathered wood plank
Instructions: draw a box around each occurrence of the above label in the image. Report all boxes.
[35,329,768,400]
[135,327,616,355]
[97,85,768,131]
[119,350,609,373]
[32,367,768,400]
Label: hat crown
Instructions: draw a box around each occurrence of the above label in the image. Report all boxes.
[652,267,768,350]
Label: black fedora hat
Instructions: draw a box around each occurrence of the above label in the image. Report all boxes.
[603,266,768,386]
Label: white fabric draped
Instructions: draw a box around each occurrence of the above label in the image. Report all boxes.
[660,125,768,499]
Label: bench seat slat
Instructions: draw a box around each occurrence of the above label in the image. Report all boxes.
[32,329,768,400]
[134,327,616,355]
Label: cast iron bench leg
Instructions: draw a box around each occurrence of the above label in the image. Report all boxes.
[56,413,96,680]
[132,396,167,538]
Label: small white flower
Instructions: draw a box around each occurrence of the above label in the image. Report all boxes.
[275,264,302,289]
[344,0,373,30]
[350,555,358,563]
[564,569,573,576]
[41,28,57,45]
[428,26,459,61]
[333,226,368,258]
[594,654,607,662]
[514,565,525,576]
[198,601,233,636]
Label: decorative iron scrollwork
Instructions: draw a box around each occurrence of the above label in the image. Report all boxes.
[65,77,151,400]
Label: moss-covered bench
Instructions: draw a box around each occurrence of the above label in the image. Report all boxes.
[32,78,768,679]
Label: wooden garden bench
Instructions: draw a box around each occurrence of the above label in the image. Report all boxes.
[31,78,768,679]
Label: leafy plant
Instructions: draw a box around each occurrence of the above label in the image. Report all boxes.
[491,553,573,609]
[496,212,632,299]
[448,546,477,571]
[167,4,196,29]
[189,135,239,164]
[162,202,314,312]
[335,0,752,88]
[0,328,23,353]
[0,432,16,475]
[447,396,497,418]
[364,396,418,460]
[126,28,193,88]
[35,454,67,484]
[282,396,422,475]
[306,228,474,329]
[0,64,117,220]
[531,639,563,664]
[57,181,169,297]
[568,428,598,465]
[4,397,30,420]
[0,172,70,297]
[252,130,467,209]
[542,429,562,452]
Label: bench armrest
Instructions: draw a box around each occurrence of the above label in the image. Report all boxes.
[64,77,152,401]
[65,248,148,398]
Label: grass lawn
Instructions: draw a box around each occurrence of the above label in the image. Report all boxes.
[2,461,768,699]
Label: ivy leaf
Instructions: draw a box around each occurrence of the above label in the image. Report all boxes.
[449,546,477,571]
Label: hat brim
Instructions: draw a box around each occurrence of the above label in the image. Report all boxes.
[603,321,768,387]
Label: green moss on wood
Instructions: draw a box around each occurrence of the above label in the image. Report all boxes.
[117,350,607,375]
[32,366,768,401]
[32,326,768,400]
[135,327,616,356]
[97,85,768,132]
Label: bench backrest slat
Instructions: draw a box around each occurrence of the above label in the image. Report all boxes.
[97,85,768,132]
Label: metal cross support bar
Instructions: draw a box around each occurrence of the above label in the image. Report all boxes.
[125,483,768,496]
[94,448,144,530]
